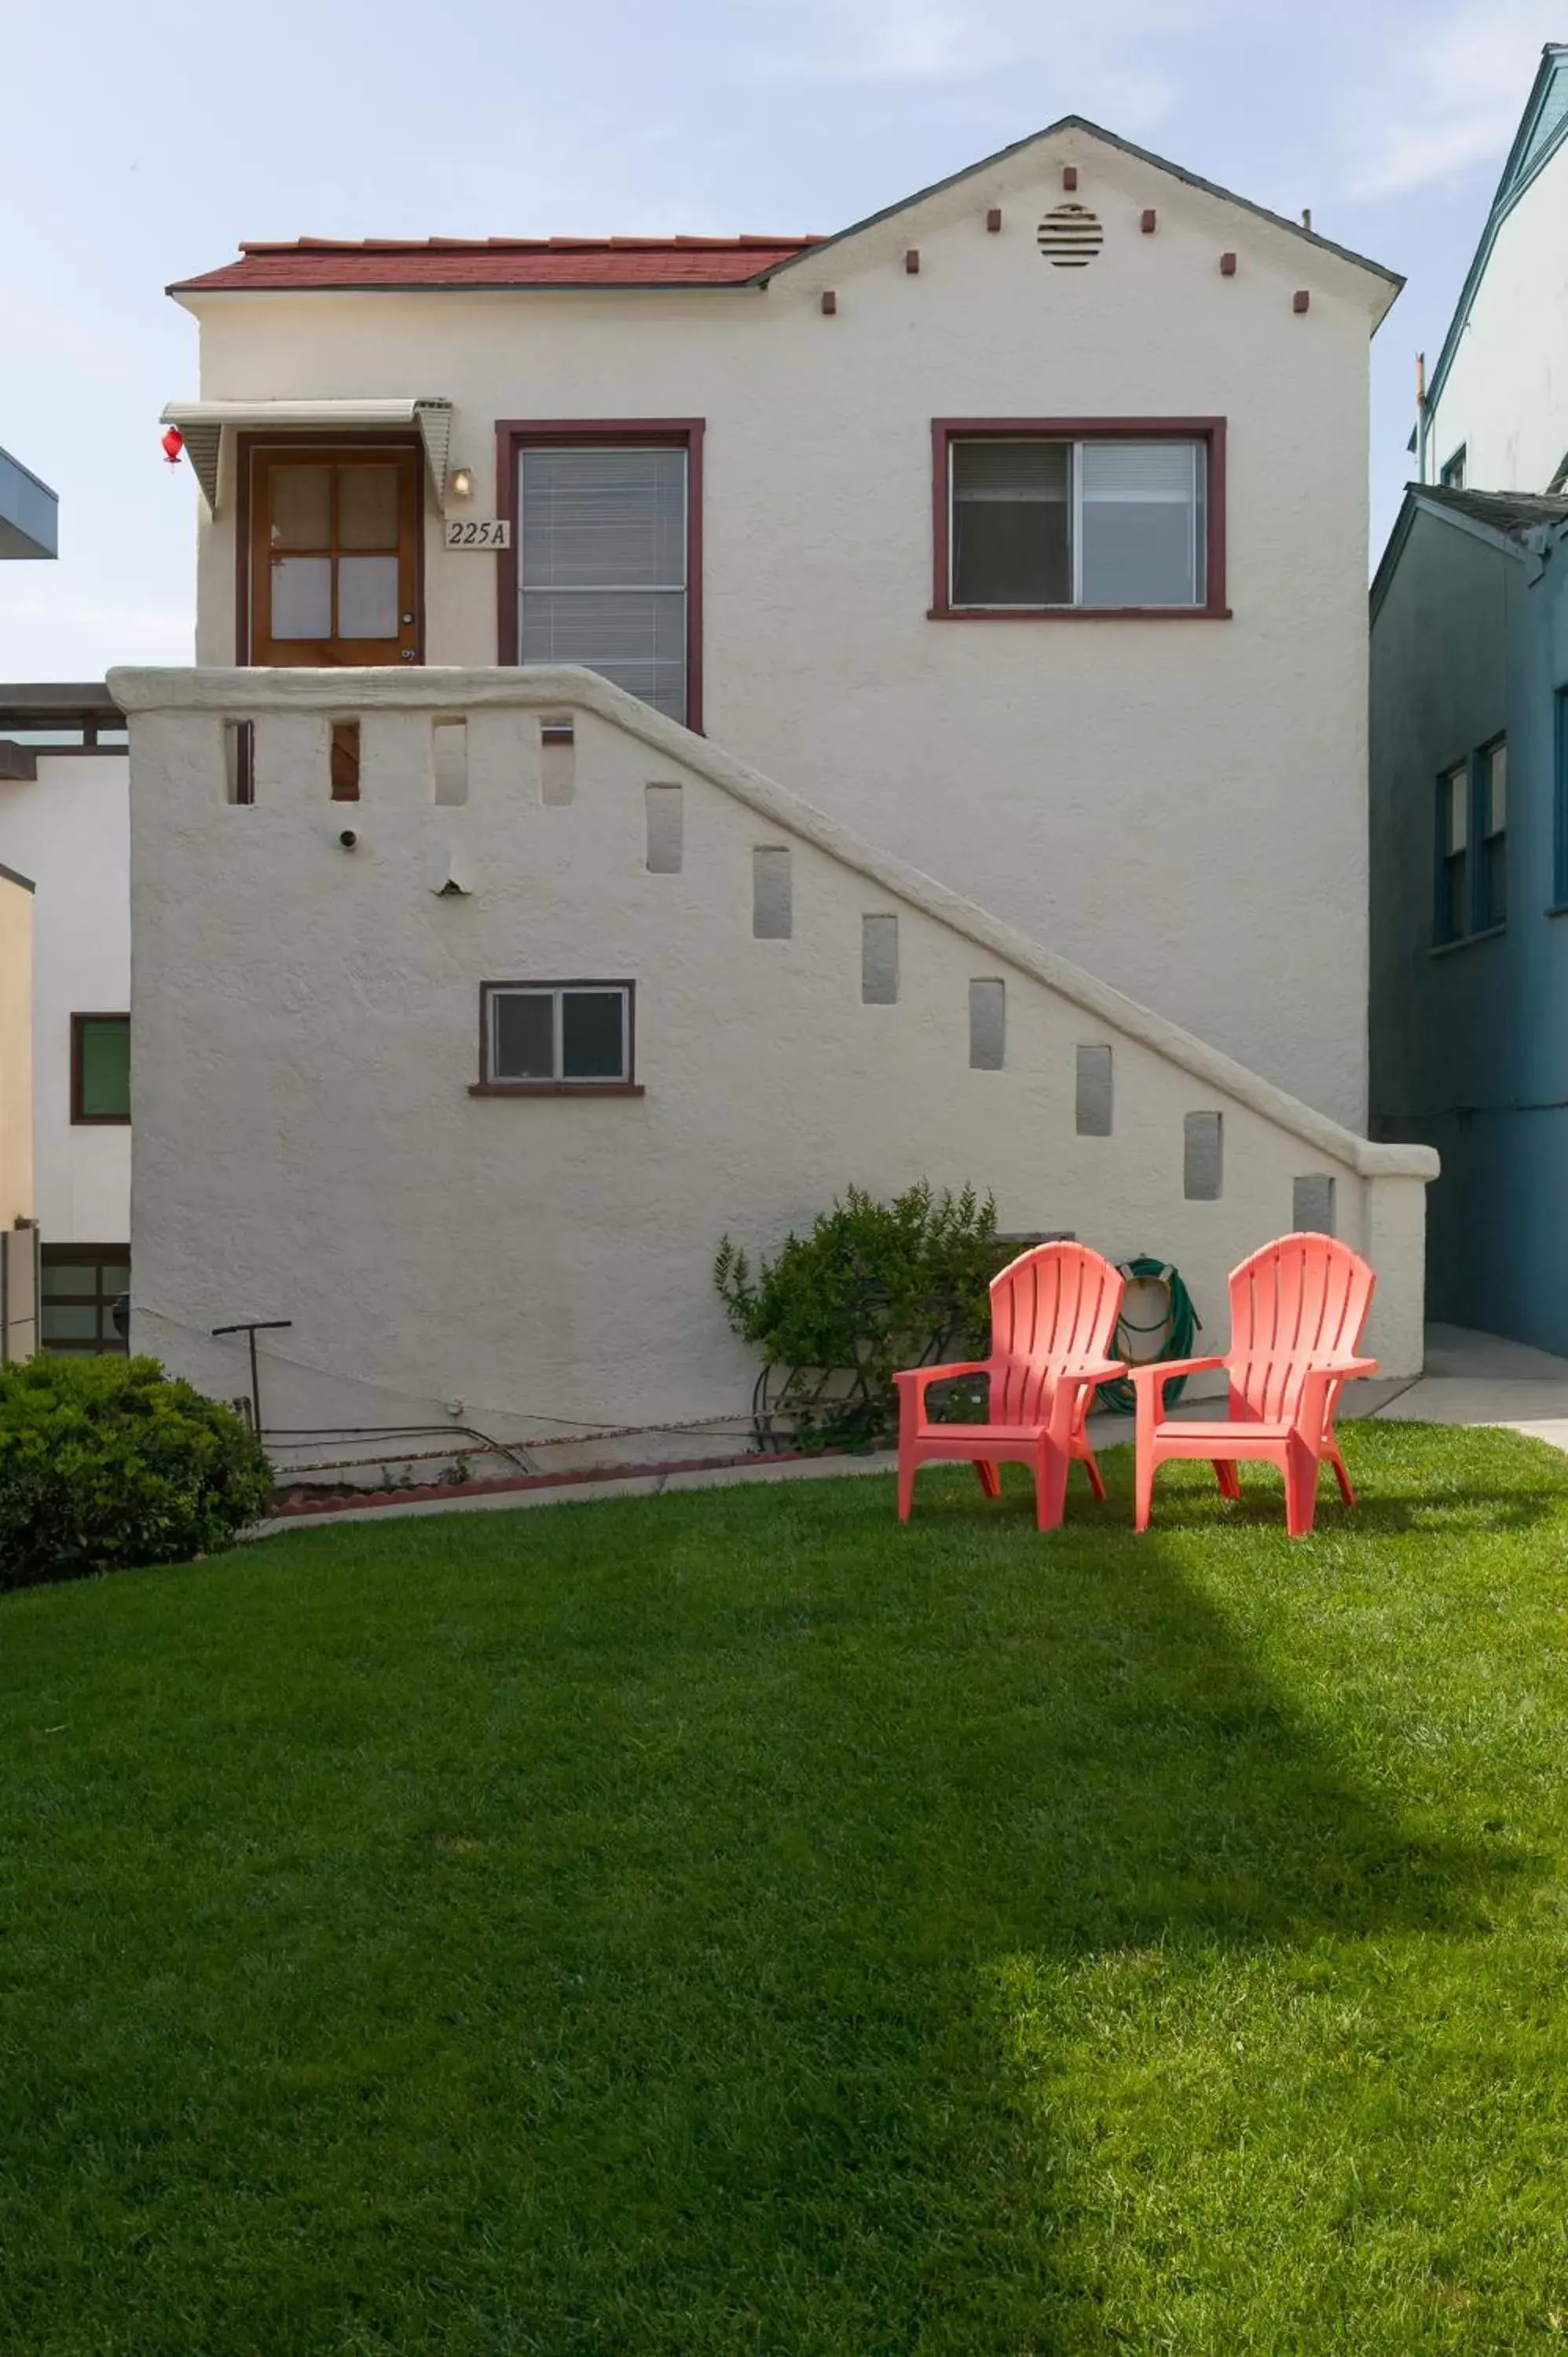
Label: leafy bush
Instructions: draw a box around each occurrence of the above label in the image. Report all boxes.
[716,1182,1006,1446]
[0,1354,273,1589]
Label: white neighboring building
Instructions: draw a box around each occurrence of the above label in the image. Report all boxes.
[120,116,1437,1441]
[1416,42,1568,494]
[0,687,131,1355]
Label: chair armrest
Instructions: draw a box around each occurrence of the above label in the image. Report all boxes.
[1298,1357,1379,1427]
[1056,1360,1130,1389]
[1128,1354,1228,1417]
[892,1360,991,1411]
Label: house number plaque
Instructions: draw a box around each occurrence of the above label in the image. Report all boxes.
[444,519,511,549]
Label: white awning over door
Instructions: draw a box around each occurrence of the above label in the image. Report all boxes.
[158,398,454,511]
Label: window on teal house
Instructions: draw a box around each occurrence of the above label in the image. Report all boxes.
[1475,737,1507,929]
[1556,690,1568,907]
[1435,761,1468,944]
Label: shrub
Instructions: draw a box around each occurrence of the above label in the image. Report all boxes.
[715,1182,1006,1445]
[0,1354,273,1589]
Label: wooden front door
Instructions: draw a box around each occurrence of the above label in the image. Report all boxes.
[248,445,422,666]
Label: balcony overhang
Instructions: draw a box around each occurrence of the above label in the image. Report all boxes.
[158,398,454,513]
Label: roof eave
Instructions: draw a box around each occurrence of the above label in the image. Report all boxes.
[1370,485,1565,621]
[168,275,778,298]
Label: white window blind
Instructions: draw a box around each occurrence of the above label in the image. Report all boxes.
[1079,440,1206,607]
[518,448,688,721]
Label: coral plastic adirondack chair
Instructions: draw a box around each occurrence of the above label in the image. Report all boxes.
[1132,1232,1379,1540]
[894,1242,1127,1530]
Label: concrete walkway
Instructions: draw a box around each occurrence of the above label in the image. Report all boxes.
[1354,1321,1568,1452]
[251,1324,1568,1537]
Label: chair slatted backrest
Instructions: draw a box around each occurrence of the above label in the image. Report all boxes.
[989,1243,1123,1426]
[1227,1233,1375,1427]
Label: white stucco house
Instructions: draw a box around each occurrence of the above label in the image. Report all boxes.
[114,116,1436,1446]
[1414,42,1568,494]
[0,686,131,1357]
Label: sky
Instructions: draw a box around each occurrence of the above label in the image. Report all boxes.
[0,0,1560,680]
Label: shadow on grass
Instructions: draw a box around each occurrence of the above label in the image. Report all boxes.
[447,1463,1527,2352]
[0,1447,1544,2355]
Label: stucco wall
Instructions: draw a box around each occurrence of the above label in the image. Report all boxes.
[0,756,131,1244]
[115,665,1433,1442]
[1427,152,1568,491]
[179,128,1387,1128]
[0,870,34,1231]
[1372,504,1568,1351]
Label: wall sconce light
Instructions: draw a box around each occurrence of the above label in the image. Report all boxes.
[449,465,474,499]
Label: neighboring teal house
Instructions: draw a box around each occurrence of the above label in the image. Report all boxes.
[1371,489,1568,1348]
[1370,45,1568,1352]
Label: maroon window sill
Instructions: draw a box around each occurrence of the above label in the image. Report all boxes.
[468,1080,646,1098]
[928,603,1233,622]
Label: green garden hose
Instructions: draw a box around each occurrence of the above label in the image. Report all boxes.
[1097,1257,1200,1415]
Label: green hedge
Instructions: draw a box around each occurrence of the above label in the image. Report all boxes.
[0,1354,273,1589]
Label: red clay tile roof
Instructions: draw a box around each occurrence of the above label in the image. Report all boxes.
[169,235,824,295]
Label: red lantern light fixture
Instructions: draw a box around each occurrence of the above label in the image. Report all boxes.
[161,425,184,464]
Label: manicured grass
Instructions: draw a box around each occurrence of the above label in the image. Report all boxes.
[4,1425,1568,2352]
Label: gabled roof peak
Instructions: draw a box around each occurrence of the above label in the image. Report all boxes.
[762,114,1401,298]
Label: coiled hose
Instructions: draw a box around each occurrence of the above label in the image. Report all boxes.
[1096,1256,1200,1415]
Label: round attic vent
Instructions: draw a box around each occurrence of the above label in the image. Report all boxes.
[1037,203,1104,267]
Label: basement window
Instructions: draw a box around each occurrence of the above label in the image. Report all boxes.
[473,981,642,1095]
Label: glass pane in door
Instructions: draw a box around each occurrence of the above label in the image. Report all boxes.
[271,556,333,638]
[338,557,400,638]
[270,466,332,548]
[339,465,401,548]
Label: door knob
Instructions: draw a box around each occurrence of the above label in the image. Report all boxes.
[399,649,417,662]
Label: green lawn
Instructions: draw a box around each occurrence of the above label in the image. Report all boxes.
[4,1424,1568,2353]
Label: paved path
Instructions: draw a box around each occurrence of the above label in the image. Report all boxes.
[1358,1323,1568,1452]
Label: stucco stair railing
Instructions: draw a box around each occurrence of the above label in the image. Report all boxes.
[107,662,1438,1444]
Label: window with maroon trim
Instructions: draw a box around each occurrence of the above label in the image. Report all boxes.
[471,981,643,1097]
[496,423,703,728]
[931,420,1228,618]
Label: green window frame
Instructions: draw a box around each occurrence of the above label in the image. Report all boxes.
[71,1013,130,1124]
[1475,736,1507,932]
